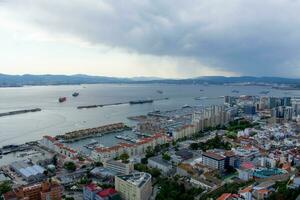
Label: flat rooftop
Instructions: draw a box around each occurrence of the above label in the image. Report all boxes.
[117,172,151,188]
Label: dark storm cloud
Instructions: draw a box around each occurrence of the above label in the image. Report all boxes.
[2,0,300,76]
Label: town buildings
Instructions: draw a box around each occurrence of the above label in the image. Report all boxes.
[2,180,62,200]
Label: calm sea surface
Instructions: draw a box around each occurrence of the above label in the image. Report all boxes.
[0,84,299,147]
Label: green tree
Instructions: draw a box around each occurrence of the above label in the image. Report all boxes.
[94,161,103,167]
[162,153,171,161]
[0,181,12,196]
[119,153,129,163]
[64,161,76,171]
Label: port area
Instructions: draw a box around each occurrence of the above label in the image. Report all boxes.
[0,143,55,167]
[76,97,169,109]
[0,108,41,117]
[63,130,141,155]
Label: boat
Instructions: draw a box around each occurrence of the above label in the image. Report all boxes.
[182,104,191,108]
[199,89,204,92]
[231,89,239,93]
[259,91,270,95]
[84,139,99,149]
[59,97,67,103]
[72,92,79,97]
[129,100,154,104]
[157,90,163,94]
[194,97,208,100]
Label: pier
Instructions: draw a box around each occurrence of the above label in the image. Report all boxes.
[0,108,41,117]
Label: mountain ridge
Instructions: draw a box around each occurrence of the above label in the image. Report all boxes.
[1,73,300,87]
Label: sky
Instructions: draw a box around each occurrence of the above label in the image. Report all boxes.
[1,0,300,78]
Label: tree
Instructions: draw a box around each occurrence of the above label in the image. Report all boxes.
[119,153,129,163]
[162,153,171,161]
[94,161,103,167]
[150,168,161,178]
[52,154,58,166]
[190,143,199,150]
[141,157,148,164]
[43,170,49,176]
[64,161,76,171]
[0,181,12,196]
[146,146,155,158]
[77,156,85,161]
[65,197,75,200]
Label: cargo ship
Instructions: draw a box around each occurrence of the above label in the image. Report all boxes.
[59,97,67,103]
[129,99,154,104]
[72,92,79,97]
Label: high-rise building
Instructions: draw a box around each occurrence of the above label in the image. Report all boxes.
[115,173,152,200]
[202,152,225,171]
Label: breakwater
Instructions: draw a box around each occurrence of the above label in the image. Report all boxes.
[77,98,169,109]
[56,122,130,141]
[0,108,41,117]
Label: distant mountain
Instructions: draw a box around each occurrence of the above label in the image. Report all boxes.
[0,74,300,87]
[0,74,131,87]
[130,76,164,81]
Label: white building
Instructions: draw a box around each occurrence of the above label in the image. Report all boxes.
[115,172,152,200]
[103,160,134,175]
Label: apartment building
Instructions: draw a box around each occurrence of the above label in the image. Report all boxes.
[115,173,152,200]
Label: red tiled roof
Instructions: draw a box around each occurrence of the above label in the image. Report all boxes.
[97,188,117,198]
[217,193,232,200]
[240,162,255,170]
[44,135,57,142]
[240,186,252,193]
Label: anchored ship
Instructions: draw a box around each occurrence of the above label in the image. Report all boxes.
[72,92,79,97]
[58,97,67,103]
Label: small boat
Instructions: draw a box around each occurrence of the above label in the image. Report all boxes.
[182,104,191,108]
[194,97,208,100]
[72,92,79,97]
[259,91,270,95]
[157,90,163,94]
[59,97,67,103]
[232,89,239,93]
[199,89,204,92]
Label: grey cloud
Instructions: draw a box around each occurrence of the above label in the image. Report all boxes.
[2,0,300,76]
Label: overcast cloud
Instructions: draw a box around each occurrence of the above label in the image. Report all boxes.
[1,0,300,77]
